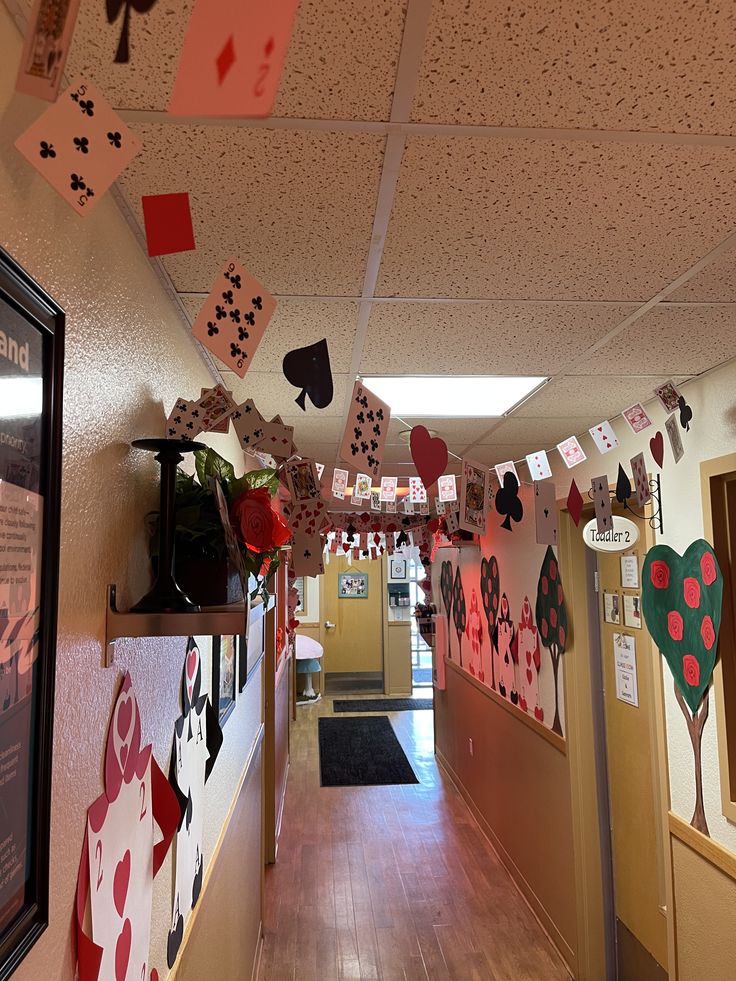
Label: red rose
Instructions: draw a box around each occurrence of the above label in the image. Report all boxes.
[701,615,716,651]
[682,654,700,687]
[558,625,566,647]
[668,611,684,642]
[650,559,670,589]
[684,577,701,609]
[557,584,564,606]
[550,607,557,628]
[541,575,549,596]
[549,559,557,581]
[540,617,548,638]
[230,487,291,553]
[701,551,717,586]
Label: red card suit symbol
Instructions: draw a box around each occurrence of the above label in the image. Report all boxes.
[142,193,195,257]
[410,426,448,490]
[115,918,132,981]
[113,850,131,917]
[217,36,236,84]
[106,0,158,64]
[650,431,665,468]
[566,479,584,526]
[282,339,333,411]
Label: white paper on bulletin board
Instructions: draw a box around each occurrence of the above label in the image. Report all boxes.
[613,632,638,707]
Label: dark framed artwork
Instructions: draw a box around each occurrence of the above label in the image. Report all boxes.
[211,636,236,725]
[0,247,64,978]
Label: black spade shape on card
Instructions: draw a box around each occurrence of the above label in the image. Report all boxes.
[495,472,523,532]
[167,911,184,968]
[282,338,334,411]
[678,395,693,432]
[396,531,409,548]
[616,464,632,504]
[106,0,158,63]
[192,852,204,906]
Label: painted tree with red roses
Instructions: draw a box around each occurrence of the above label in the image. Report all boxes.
[452,568,467,668]
[440,561,454,660]
[642,541,723,836]
[480,555,501,690]
[535,546,568,737]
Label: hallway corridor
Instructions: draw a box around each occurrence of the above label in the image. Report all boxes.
[259,700,570,980]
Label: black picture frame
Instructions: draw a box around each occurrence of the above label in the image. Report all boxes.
[0,247,63,979]
[211,636,236,725]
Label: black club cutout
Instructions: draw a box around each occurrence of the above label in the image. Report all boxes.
[495,472,523,532]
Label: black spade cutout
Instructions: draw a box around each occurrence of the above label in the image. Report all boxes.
[678,395,693,432]
[495,472,523,532]
[282,338,334,411]
[106,0,158,64]
[167,911,184,968]
[396,531,409,549]
[615,464,632,504]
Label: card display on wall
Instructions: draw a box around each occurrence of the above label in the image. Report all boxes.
[613,633,639,707]
[623,593,642,629]
[339,572,368,598]
[211,636,237,725]
[604,591,621,625]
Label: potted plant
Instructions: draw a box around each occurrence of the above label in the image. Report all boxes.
[145,447,290,606]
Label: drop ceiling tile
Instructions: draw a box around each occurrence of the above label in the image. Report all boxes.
[478,417,600,446]
[221,371,351,420]
[376,137,736,301]
[277,416,344,442]
[289,442,340,463]
[569,306,736,376]
[514,375,689,419]
[667,249,736,302]
[119,125,384,295]
[66,0,406,119]
[180,296,358,373]
[361,301,635,373]
[411,0,736,136]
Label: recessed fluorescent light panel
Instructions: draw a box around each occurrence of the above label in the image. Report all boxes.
[360,376,547,418]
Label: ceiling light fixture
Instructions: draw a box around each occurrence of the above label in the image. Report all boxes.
[360,375,547,418]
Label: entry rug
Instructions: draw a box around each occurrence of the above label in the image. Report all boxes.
[318,716,419,787]
[332,698,433,713]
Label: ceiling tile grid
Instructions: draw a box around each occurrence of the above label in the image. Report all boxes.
[513,374,690,418]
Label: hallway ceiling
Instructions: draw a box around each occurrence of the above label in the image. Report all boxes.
[59,0,736,474]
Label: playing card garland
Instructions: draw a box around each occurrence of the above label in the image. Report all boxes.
[535,547,568,737]
[410,426,448,491]
[642,541,723,836]
[282,339,334,411]
[495,471,523,532]
[339,380,391,479]
[439,561,454,661]
[451,569,467,667]
[493,594,517,703]
[533,481,557,545]
[107,0,158,63]
[167,639,223,967]
[16,0,82,100]
[479,555,500,690]
[76,674,180,981]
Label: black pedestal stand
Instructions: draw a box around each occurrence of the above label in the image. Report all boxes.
[130,438,207,613]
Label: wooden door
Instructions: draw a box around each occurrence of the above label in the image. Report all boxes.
[596,505,669,978]
[321,556,384,686]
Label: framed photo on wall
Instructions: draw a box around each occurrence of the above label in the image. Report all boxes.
[338,572,369,599]
[0,247,64,977]
[388,556,407,581]
[212,636,237,724]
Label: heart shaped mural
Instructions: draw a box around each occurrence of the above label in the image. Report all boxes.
[642,540,723,713]
[410,425,448,490]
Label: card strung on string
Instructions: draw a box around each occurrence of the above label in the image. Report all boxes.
[459,458,490,535]
[526,450,552,481]
[167,639,223,968]
[353,472,371,500]
[403,500,414,515]
[339,380,391,479]
[557,436,586,469]
[331,468,348,500]
[380,476,397,503]
[231,399,266,452]
[15,78,141,216]
[370,491,381,512]
[190,258,276,378]
[588,420,619,454]
[665,414,684,463]
[385,500,397,513]
[435,498,447,515]
[76,675,180,981]
[623,403,653,434]
[142,193,196,257]
[197,384,238,433]
[282,339,333,411]
[494,460,518,485]
[253,416,295,460]
[445,509,460,534]
[16,0,82,100]
[655,379,681,414]
[590,476,613,533]
[315,462,325,479]
[169,0,300,118]
[166,398,203,440]
[534,481,557,546]
[567,478,584,527]
[438,474,457,502]
[408,477,427,504]
[418,502,430,516]
[630,453,651,506]
[495,471,523,533]
[285,459,321,503]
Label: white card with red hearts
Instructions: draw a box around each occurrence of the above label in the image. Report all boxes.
[408,477,427,503]
[589,420,619,455]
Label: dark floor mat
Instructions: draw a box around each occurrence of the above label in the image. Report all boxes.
[318,716,419,787]
[332,698,433,713]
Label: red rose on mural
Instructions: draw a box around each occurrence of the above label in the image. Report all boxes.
[667,611,684,642]
[231,487,291,553]
[650,559,670,589]
[682,654,700,687]
[683,577,701,609]
[701,551,717,586]
[541,575,549,596]
[549,559,557,581]
[701,616,716,651]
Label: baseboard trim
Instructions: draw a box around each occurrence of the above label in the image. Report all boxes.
[435,748,575,977]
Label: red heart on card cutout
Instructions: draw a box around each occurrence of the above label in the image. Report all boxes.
[187,648,197,681]
[526,668,533,685]
[113,850,131,917]
[410,426,448,491]
[650,431,665,468]
[115,918,132,981]
[117,698,132,742]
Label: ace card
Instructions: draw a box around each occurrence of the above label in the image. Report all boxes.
[557,436,586,469]
[534,481,558,546]
[623,403,652,434]
[589,420,619,454]
[630,453,651,506]
[591,476,613,534]
[339,381,391,479]
[526,450,552,481]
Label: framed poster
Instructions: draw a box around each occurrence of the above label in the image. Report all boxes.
[0,247,63,977]
[388,556,407,581]
[603,591,620,625]
[211,636,236,724]
[623,593,642,629]
[338,572,368,599]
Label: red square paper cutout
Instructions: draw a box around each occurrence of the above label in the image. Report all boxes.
[142,192,195,257]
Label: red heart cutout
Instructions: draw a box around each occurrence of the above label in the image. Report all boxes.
[113,849,131,918]
[526,668,533,684]
[117,698,132,742]
[650,431,665,468]
[115,918,132,981]
[186,649,197,681]
[410,425,448,490]
[526,651,532,666]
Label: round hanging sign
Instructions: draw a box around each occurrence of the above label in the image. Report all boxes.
[583,515,640,553]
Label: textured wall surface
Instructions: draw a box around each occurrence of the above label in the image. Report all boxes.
[0,6,263,978]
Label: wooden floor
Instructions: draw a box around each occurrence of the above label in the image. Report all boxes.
[259,696,571,981]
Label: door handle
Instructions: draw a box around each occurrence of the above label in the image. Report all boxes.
[324,621,336,629]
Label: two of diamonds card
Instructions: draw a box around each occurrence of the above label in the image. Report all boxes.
[191,258,276,378]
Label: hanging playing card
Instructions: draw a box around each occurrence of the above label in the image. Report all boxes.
[285,459,320,503]
[282,338,333,411]
[418,502,430,516]
[190,258,276,378]
[142,192,196,257]
[169,0,300,118]
[654,379,681,414]
[253,416,294,460]
[445,509,460,534]
[630,453,651,506]
[197,384,237,433]
[557,436,586,469]
[231,399,266,452]
[165,399,203,440]
[534,481,557,546]
[588,420,619,454]
[435,498,447,515]
[331,468,348,501]
[590,476,613,534]
[408,477,427,504]
[403,500,414,515]
[16,0,82,100]
[459,458,489,535]
[525,450,552,481]
[380,476,397,502]
[15,77,142,216]
[665,414,684,463]
[370,491,382,512]
[385,500,397,514]
[494,460,518,485]
[438,474,457,502]
[291,532,325,578]
[566,478,584,527]
[622,402,652,434]
[339,380,391,479]
[287,500,329,536]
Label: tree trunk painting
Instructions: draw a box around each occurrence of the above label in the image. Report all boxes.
[550,646,562,737]
[674,683,710,836]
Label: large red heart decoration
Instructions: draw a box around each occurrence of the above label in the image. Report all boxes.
[650,431,665,468]
[410,425,448,490]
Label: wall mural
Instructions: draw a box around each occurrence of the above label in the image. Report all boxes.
[440,560,454,661]
[479,555,500,690]
[465,589,484,681]
[535,546,568,737]
[493,594,517,702]
[518,597,542,721]
[451,567,467,668]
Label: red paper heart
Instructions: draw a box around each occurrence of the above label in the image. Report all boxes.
[186,649,197,681]
[650,431,665,468]
[410,425,448,490]
[115,918,132,981]
[113,850,131,918]
[117,698,132,742]
[526,668,533,684]
[526,651,532,666]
